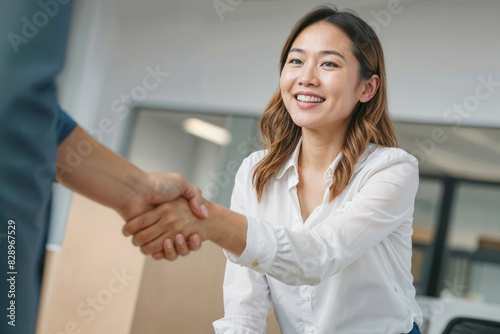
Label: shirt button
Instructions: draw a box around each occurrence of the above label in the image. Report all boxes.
[310,329,315,334]
[327,170,333,176]
[251,260,259,268]
[305,296,310,301]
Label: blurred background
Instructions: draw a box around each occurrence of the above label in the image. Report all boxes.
[30,0,500,333]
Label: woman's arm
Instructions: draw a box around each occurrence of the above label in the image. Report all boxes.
[125,153,418,285]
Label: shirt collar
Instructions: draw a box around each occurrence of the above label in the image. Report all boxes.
[353,142,377,173]
[276,137,302,180]
[276,138,376,180]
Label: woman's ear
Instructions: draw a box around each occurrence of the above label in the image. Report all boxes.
[359,74,380,103]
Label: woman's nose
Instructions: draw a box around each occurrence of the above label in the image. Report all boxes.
[298,65,319,87]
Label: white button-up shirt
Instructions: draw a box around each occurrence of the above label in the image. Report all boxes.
[213,140,423,334]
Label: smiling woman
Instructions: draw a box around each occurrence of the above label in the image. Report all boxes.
[125,5,422,334]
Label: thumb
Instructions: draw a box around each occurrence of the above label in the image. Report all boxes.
[182,182,209,219]
[188,196,209,219]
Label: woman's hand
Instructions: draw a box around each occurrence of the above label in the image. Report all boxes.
[124,197,248,261]
[161,233,200,261]
[123,197,208,261]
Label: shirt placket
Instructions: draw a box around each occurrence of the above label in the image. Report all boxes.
[299,285,316,334]
[287,168,318,333]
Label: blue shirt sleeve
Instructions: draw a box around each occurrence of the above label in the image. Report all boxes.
[57,106,77,145]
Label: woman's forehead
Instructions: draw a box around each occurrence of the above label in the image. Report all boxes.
[291,22,353,58]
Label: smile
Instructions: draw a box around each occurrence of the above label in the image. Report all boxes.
[295,94,325,103]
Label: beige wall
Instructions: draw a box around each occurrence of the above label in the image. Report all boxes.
[130,243,226,332]
[37,194,145,334]
[132,247,232,332]
[130,247,280,333]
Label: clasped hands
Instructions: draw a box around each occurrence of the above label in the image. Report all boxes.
[119,172,246,260]
[120,172,211,261]
[124,196,207,261]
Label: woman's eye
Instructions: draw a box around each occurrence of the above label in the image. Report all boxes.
[323,62,338,68]
[289,59,303,65]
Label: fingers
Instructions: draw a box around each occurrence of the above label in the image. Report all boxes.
[151,234,200,261]
[163,238,178,261]
[185,185,209,220]
[172,173,207,219]
[188,234,202,251]
[174,234,190,256]
[150,234,190,258]
[147,173,208,219]
[140,232,171,255]
[152,251,164,261]
[131,220,166,247]
[125,204,179,247]
[123,210,159,238]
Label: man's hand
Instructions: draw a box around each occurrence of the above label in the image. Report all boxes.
[118,172,208,221]
[123,198,206,261]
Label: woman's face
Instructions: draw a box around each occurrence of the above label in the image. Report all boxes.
[280,22,367,134]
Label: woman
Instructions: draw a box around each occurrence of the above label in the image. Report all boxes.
[125,5,423,333]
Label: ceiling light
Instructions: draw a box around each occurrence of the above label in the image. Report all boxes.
[183,118,232,146]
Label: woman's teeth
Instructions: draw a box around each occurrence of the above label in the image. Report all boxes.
[296,95,325,103]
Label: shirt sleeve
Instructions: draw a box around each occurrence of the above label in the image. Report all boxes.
[213,157,272,334]
[56,106,77,145]
[228,152,419,286]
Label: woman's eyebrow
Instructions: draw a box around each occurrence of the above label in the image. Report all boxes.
[289,47,345,60]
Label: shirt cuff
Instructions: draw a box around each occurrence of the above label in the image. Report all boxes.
[223,215,278,275]
[213,319,263,334]
[56,106,77,144]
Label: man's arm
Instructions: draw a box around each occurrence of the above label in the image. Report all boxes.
[56,125,207,254]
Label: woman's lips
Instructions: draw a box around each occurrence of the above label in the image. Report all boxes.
[294,94,325,109]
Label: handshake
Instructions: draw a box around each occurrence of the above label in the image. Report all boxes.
[119,172,210,261]
[118,172,245,260]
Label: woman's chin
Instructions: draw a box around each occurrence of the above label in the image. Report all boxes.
[288,114,319,129]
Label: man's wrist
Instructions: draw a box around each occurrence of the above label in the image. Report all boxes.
[116,171,152,220]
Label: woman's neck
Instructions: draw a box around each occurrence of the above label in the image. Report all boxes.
[299,127,345,174]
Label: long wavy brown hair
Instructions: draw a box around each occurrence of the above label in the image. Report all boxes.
[253,5,397,202]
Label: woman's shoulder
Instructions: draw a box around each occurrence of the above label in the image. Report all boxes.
[233,150,268,186]
[241,149,268,169]
[362,144,419,171]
